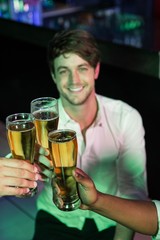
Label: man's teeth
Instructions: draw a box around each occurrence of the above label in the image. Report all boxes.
[69,86,83,91]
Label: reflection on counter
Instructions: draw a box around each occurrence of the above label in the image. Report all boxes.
[0,0,155,50]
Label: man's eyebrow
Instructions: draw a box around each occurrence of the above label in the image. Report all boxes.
[78,63,90,67]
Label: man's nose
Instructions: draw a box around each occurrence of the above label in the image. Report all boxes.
[70,70,81,83]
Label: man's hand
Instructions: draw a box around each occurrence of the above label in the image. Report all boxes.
[73,168,98,210]
[34,143,53,181]
[0,157,39,197]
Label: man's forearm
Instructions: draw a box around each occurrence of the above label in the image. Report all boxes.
[89,192,158,236]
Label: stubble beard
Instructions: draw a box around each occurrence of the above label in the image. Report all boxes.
[62,88,93,107]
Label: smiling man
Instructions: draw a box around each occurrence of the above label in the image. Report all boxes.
[51,52,99,132]
[32,29,148,240]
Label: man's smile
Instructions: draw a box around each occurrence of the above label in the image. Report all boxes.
[68,86,84,92]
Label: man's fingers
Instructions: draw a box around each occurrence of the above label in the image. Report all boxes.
[0,158,38,173]
[38,155,52,168]
[0,165,39,181]
[0,177,37,189]
[39,147,49,156]
[73,168,90,182]
[73,168,95,190]
[0,186,30,197]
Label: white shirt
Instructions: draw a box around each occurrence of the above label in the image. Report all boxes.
[37,94,148,231]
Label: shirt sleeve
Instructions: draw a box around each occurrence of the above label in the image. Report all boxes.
[116,107,148,200]
[152,200,160,240]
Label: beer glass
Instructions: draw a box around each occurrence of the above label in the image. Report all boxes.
[48,129,81,211]
[30,97,59,149]
[6,113,37,197]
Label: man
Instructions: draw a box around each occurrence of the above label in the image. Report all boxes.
[32,29,148,240]
[73,167,160,239]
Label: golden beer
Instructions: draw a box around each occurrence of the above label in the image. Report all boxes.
[7,121,36,162]
[33,110,59,148]
[6,113,37,197]
[48,129,81,211]
[31,97,59,149]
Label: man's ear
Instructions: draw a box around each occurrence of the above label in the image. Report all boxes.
[95,63,100,79]
[51,72,56,84]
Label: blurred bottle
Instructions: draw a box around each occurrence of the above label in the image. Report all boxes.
[9,0,42,26]
[42,0,54,10]
[0,0,10,18]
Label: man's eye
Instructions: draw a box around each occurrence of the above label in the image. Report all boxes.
[79,67,88,72]
[59,69,67,75]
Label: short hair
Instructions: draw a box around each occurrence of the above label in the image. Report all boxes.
[47,29,101,73]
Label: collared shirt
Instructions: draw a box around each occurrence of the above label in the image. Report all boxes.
[152,200,160,240]
[37,94,148,231]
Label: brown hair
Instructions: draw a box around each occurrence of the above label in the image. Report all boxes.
[47,29,101,73]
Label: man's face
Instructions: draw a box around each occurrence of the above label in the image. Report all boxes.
[52,53,99,106]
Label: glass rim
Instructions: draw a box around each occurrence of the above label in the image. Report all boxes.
[6,113,34,126]
[6,112,32,119]
[48,129,76,142]
[31,97,57,104]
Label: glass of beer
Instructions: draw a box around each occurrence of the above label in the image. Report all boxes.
[6,112,37,197]
[31,97,59,168]
[30,97,59,149]
[48,129,81,211]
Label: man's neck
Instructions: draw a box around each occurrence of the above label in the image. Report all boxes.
[61,96,98,131]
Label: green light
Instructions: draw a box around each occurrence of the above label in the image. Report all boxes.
[119,14,144,31]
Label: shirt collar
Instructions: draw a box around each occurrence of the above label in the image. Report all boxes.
[58,95,103,127]
[58,98,71,126]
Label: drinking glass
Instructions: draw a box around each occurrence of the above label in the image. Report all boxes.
[6,112,37,197]
[30,97,59,149]
[48,129,81,211]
